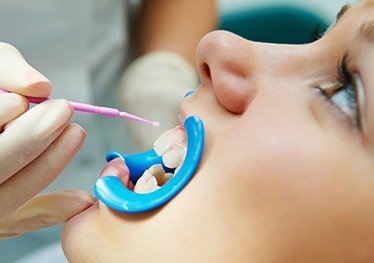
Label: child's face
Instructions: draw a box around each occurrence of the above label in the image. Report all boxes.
[63,1,374,261]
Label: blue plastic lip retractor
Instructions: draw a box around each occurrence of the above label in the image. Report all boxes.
[93,115,204,213]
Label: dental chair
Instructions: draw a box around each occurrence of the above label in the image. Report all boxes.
[219,5,329,44]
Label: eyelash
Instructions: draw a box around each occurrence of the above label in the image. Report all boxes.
[317,54,360,129]
[337,55,357,110]
[309,27,356,111]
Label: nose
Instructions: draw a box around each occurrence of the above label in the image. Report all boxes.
[196,31,254,114]
[196,30,307,114]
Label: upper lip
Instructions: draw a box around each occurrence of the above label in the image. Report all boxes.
[178,110,188,127]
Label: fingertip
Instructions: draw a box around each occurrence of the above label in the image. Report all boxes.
[57,123,86,156]
[37,99,74,128]
[0,43,52,97]
[0,74,52,98]
[24,67,52,97]
[17,93,29,111]
[60,99,74,117]
[0,93,29,130]
[0,42,17,50]
[26,79,52,97]
[1,93,29,112]
[46,99,74,120]
[69,123,87,140]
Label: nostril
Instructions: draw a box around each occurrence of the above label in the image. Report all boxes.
[201,62,211,82]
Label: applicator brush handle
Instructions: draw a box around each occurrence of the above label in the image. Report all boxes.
[0,89,159,127]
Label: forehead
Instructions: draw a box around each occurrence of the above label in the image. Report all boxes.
[347,0,374,14]
[326,1,372,32]
[360,0,374,6]
[355,0,374,11]
[340,1,374,40]
[331,0,374,33]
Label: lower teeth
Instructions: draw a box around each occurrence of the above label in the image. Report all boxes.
[133,164,175,194]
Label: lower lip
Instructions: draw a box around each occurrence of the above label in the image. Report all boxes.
[100,158,134,189]
[64,198,99,227]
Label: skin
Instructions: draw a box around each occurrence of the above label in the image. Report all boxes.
[62,1,374,262]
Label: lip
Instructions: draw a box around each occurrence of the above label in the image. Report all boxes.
[178,111,188,127]
[100,158,134,190]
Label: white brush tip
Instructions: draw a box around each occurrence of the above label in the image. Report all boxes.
[152,121,160,127]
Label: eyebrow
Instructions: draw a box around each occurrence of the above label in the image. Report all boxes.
[325,4,351,32]
[336,0,374,23]
[336,4,351,22]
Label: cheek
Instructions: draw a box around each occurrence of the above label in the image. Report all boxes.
[215,121,374,250]
[216,121,333,209]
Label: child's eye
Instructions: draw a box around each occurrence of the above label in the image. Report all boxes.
[330,73,362,127]
[318,55,364,129]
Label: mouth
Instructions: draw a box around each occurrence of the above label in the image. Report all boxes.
[100,125,186,193]
[94,116,204,213]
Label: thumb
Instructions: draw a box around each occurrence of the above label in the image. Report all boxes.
[0,42,51,97]
[0,190,95,240]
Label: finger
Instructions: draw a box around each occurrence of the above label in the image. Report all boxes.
[0,190,95,239]
[0,123,86,217]
[0,99,74,183]
[0,42,51,97]
[0,93,29,130]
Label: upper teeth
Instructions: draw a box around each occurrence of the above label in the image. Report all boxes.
[153,126,186,156]
[134,126,187,194]
[162,144,186,169]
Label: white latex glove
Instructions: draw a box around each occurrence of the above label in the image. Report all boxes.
[118,51,198,150]
[0,43,94,239]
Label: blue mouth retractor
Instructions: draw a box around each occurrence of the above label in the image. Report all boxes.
[94,116,204,213]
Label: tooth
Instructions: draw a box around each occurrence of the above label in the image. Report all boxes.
[164,173,173,183]
[157,172,173,186]
[134,170,160,194]
[149,164,166,185]
[148,164,164,176]
[154,126,186,156]
[148,164,174,186]
[162,145,186,169]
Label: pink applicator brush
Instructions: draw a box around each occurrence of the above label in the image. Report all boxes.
[0,89,160,127]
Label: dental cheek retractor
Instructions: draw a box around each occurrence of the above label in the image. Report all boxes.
[94,116,204,213]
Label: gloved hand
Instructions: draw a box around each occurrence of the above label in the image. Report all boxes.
[0,43,94,239]
[118,51,198,150]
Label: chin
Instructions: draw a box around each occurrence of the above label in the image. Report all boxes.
[61,201,99,262]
